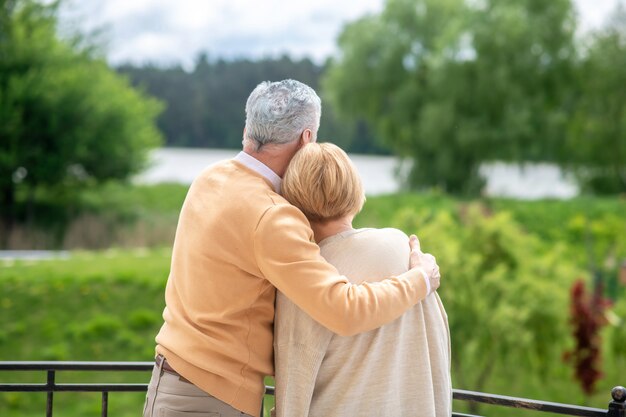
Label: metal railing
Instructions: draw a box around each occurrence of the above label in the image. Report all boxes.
[0,361,624,417]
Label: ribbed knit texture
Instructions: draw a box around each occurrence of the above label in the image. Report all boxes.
[275,228,452,417]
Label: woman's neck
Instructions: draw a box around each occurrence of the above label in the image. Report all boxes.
[310,216,354,244]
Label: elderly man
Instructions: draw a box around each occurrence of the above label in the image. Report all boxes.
[143,79,441,417]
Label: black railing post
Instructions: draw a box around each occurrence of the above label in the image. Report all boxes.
[101,391,109,417]
[46,370,55,417]
[608,386,626,417]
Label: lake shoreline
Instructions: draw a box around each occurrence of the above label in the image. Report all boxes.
[135,147,579,200]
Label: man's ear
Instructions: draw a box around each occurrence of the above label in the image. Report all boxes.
[300,129,314,146]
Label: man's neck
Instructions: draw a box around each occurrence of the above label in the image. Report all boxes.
[310,216,354,244]
[242,141,300,178]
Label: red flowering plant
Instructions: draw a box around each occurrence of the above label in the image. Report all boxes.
[564,278,613,396]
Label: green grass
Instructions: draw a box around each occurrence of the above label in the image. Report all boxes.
[1,185,625,416]
[5,183,189,249]
[0,248,171,417]
[0,248,170,361]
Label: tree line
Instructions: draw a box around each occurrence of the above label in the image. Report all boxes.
[116,55,384,154]
[106,0,626,195]
[1,0,625,234]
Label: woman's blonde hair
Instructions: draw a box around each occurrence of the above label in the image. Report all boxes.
[283,142,365,222]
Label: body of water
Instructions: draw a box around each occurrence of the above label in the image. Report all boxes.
[135,148,579,199]
[0,250,70,262]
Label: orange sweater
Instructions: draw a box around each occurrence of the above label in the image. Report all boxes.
[155,159,428,417]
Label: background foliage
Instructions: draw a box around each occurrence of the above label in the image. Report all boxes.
[1,186,625,416]
[1,0,625,416]
[565,6,626,194]
[324,0,626,194]
[2,0,626,237]
[0,0,163,233]
[117,56,384,154]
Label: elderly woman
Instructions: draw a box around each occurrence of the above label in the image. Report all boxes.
[274,143,452,417]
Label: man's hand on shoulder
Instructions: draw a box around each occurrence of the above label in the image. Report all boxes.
[408,235,441,294]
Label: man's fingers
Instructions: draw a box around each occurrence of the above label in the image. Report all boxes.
[409,234,421,254]
[408,240,441,294]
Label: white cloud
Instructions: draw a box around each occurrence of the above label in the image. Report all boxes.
[575,0,622,31]
[59,0,620,68]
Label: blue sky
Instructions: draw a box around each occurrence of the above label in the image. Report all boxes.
[58,0,623,68]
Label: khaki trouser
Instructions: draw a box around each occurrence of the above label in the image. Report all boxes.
[143,359,253,417]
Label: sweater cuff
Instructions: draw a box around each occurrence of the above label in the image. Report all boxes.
[417,267,431,295]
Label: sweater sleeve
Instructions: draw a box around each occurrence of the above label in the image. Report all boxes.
[253,203,429,336]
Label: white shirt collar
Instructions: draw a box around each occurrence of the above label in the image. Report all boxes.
[234,151,282,194]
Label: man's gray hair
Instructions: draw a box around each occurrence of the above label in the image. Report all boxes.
[244,79,321,150]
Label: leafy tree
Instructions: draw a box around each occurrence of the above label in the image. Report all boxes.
[0,0,163,230]
[565,4,626,194]
[323,0,576,194]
